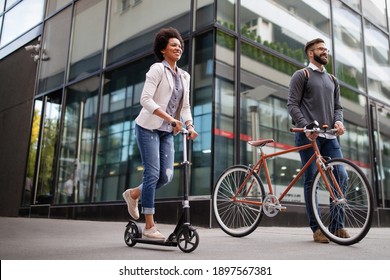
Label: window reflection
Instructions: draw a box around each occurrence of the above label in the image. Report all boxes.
[95,62,147,202]
[240,0,331,63]
[333,1,364,90]
[196,0,214,29]
[46,0,72,17]
[36,93,62,204]
[23,100,43,206]
[342,0,360,11]
[39,7,72,93]
[0,0,45,47]
[5,0,18,10]
[68,0,106,82]
[106,0,191,66]
[215,32,235,175]
[56,77,100,204]
[192,33,213,195]
[217,0,235,30]
[362,0,387,30]
[372,105,390,208]
[364,21,390,104]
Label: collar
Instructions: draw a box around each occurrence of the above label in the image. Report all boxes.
[308,62,326,73]
[162,60,180,75]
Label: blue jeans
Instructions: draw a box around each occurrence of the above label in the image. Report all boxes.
[295,133,346,233]
[136,124,174,215]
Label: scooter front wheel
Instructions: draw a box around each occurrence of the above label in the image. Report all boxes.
[177,227,199,253]
[124,220,142,247]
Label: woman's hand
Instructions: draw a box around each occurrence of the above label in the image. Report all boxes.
[170,120,183,135]
[187,127,198,140]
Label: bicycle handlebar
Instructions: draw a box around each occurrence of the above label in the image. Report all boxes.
[290,127,338,134]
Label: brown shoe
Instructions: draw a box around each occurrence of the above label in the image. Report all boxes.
[313,229,329,243]
[333,228,350,238]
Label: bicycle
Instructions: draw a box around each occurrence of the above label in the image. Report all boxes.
[212,121,373,245]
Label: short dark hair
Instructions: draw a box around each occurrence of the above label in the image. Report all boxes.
[304,38,325,55]
[153,27,184,61]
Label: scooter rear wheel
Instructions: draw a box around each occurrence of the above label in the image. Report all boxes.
[124,221,142,247]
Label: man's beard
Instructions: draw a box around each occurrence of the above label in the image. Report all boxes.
[314,53,328,65]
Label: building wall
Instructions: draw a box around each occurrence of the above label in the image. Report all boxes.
[0,41,37,216]
[0,0,390,227]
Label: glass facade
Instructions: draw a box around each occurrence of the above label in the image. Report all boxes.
[1,0,390,225]
[0,0,45,47]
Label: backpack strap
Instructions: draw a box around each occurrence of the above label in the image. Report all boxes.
[299,67,309,107]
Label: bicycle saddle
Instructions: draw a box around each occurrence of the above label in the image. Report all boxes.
[248,139,274,147]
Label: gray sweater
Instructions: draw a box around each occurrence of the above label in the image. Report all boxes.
[287,67,343,128]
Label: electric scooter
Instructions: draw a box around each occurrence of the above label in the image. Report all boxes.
[124,127,199,253]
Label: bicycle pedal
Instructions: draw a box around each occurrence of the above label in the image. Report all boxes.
[279,206,287,211]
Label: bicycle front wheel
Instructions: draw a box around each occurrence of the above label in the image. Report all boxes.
[212,165,265,237]
[311,158,373,245]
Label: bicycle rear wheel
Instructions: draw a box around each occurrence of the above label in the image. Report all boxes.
[311,158,373,245]
[212,165,265,237]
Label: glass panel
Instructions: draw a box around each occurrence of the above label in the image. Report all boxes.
[106,0,191,66]
[240,42,304,201]
[214,31,235,177]
[342,0,360,11]
[372,105,390,208]
[0,0,5,12]
[68,0,106,82]
[333,1,364,90]
[338,90,371,186]
[5,0,17,10]
[196,0,214,29]
[95,61,149,202]
[56,77,100,204]
[38,7,72,93]
[240,0,331,64]
[362,0,387,30]
[22,100,44,206]
[35,92,62,204]
[46,0,72,16]
[0,0,45,47]
[364,21,390,105]
[0,16,2,41]
[217,0,235,31]
[192,32,213,195]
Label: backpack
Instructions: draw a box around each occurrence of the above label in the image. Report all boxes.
[298,67,338,106]
[292,67,338,125]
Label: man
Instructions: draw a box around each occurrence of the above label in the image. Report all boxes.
[287,38,349,243]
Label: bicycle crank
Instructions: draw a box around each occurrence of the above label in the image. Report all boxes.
[262,195,286,217]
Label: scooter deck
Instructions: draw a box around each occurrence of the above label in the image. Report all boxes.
[131,237,178,247]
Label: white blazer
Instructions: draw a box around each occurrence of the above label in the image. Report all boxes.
[135,62,193,130]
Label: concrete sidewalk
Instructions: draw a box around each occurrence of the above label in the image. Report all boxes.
[1,217,389,260]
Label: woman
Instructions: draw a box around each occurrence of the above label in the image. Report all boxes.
[123,27,198,240]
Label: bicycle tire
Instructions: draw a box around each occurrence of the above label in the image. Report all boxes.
[212,165,265,237]
[310,158,373,245]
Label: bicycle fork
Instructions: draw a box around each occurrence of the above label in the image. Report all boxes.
[316,157,347,205]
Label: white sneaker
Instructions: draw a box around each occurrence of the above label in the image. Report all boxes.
[143,226,165,240]
[122,189,139,220]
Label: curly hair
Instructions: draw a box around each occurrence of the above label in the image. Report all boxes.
[153,27,184,61]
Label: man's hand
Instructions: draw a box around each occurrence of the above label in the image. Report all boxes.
[334,122,345,136]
